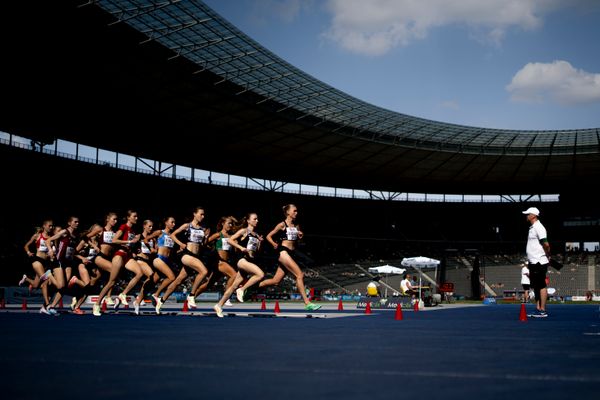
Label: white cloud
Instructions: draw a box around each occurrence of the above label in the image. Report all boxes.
[323,0,569,56]
[506,60,600,105]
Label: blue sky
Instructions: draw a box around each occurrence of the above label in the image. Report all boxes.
[203,0,600,131]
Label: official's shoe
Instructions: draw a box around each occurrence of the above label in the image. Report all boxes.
[530,310,548,318]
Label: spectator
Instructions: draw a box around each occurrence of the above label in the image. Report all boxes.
[366,276,381,297]
[400,273,417,297]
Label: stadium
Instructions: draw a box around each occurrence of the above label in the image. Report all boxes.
[1,1,599,399]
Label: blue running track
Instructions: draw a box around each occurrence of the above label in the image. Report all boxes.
[1,304,598,400]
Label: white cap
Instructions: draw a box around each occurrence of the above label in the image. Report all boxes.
[522,207,540,216]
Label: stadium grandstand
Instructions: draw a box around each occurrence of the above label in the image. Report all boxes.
[2,3,600,399]
[1,0,599,300]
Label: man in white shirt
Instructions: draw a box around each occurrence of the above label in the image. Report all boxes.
[400,274,417,297]
[522,207,551,318]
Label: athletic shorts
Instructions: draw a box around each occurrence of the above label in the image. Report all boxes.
[528,262,548,290]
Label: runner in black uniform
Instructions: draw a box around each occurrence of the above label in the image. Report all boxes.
[69,225,102,314]
[263,204,321,311]
[131,219,157,315]
[213,213,265,317]
[90,212,119,312]
[45,216,81,311]
[155,207,209,314]
[193,216,238,307]
[22,220,56,314]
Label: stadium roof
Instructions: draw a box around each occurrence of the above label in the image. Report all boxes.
[1,0,599,194]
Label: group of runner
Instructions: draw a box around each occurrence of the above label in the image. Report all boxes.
[20,204,321,317]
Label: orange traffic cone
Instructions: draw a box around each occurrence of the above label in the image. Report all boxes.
[337,298,344,311]
[21,298,27,310]
[59,298,63,309]
[182,299,189,312]
[519,303,527,322]
[365,301,372,314]
[261,299,266,310]
[395,304,403,320]
[274,301,281,313]
[413,299,419,312]
[101,300,107,313]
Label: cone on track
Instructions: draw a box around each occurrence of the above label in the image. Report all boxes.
[365,301,372,314]
[101,300,107,313]
[22,298,27,310]
[337,298,344,311]
[519,303,527,322]
[395,304,403,320]
[274,300,281,313]
[59,298,63,309]
[261,299,266,310]
[182,299,189,312]
[413,299,419,312]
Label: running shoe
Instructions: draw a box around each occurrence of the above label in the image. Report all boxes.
[68,276,78,289]
[151,294,159,306]
[187,295,197,308]
[40,270,52,282]
[18,274,27,286]
[213,304,224,318]
[236,288,245,303]
[134,301,140,316]
[305,302,322,311]
[47,307,58,316]
[73,308,85,315]
[104,297,114,306]
[118,293,128,308]
[155,297,163,315]
[70,297,77,310]
[530,310,548,318]
[93,303,101,317]
[39,305,51,315]
[224,299,233,307]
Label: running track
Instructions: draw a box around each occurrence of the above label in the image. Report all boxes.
[1,303,598,400]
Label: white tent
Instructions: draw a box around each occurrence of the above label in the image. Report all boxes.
[368,265,406,275]
[401,256,440,299]
[367,265,406,297]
